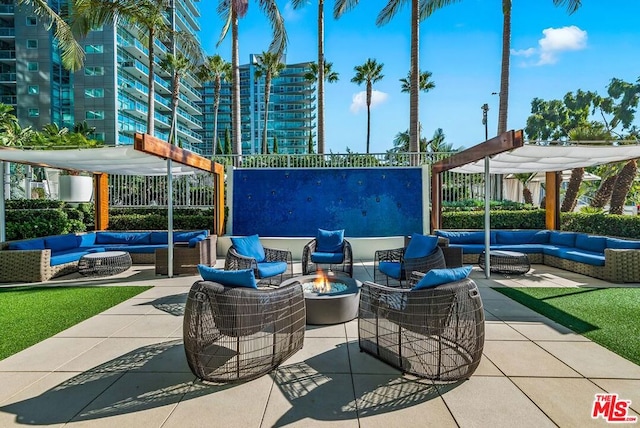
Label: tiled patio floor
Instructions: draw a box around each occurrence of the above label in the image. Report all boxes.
[0,261,639,427]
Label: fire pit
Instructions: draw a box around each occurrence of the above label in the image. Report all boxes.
[281,272,361,325]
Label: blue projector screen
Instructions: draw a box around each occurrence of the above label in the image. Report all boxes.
[232,168,423,237]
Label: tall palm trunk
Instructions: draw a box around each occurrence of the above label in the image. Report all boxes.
[366,81,371,154]
[317,0,325,154]
[169,72,180,145]
[231,10,241,162]
[497,0,511,135]
[590,175,616,209]
[609,160,637,214]
[262,75,272,154]
[213,76,221,155]
[408,0,419,161]
[560,167,584,212]
[147,28,156,135]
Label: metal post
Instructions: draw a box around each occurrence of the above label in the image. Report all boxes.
[484,156,491,279]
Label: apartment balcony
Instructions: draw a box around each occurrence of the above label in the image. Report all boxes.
[0,95,16,105]
[0,49,15,61]
[0,4,15,13]
[0,28,15,37]
[0,72,16,82]
[120,99,148,121]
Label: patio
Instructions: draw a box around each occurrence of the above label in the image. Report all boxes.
[0,260,639,427]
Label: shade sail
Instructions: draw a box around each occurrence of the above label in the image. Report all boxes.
[452,144,640,174]
[0,146,205,175]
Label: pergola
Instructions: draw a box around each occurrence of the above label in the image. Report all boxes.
[0,133,225,276]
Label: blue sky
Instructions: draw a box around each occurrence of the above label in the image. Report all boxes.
[198,0,640,154]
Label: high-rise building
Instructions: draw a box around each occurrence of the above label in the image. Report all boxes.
[4,0,203,150]
[200,54,316,156]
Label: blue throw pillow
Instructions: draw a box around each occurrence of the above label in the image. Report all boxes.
[197,265,257,289]
[188,234,206,248]
[231,234,266,262]
[316,229,344,253]
[9,238,45,251]
[404,233,439,259]
[412,265,472,290]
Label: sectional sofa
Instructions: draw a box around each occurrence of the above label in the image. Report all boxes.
[0,230,213,283]
[435,229,640,283]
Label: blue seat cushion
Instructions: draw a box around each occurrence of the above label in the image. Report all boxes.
[188,234,207,248]
[492,244,548,254]
[496,230,550,244]
[174,230,207,243]
[50,251,89,266]
[45,234,79,252]
[106,244,165,253]
[149,231,169,244]
[436,230,496,244]
[198,265,257,288]
[311,251,344,264]
[78,232,97,247]
[413,265,472,290]
[379,261,402,280]
[549,231,577,247]
[8,238,45,251]
[449,243,485,254]
[607,238,640,249]
[256,261,287,278]
[231,234,266,262]
[96,232,151,245]
[575,234,607,253]
[316,229,344,253]
[404,233,439,259]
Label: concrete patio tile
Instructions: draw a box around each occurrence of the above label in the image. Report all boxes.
[473,355,504,376]
[536,341,640,379]
[265,366,358,427]
[346,341,401,375]
[352,375,456,427]
[133,286,191,299]
[511,377,613,427]
[0,372,50,405]
[482,341,581,377]
[54,314,142,338]
[344,319,359,339]
[305,323,348,338]
[65,372,195,427]
[484,321,528,341]
[0,371,122,427]
[438,376,556,428]
[508,320,589,342]
[281,337,352,374]
[0,338,104,372]
[109,313,184,338]
[98,298,159,315]
[163,375,273,428]
[591,379,640,414]
[482,300,548,321]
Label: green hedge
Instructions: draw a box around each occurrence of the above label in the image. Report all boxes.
[6,209,86,240]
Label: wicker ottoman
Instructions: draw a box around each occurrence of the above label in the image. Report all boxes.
[478,250,530,275]
[78,251,132,277]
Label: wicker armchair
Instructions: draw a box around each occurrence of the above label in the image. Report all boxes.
[224,235,293,285]
[302,237,353,277]
[183,279,306,382]
[374,245,446,287]
[358,272,485,381]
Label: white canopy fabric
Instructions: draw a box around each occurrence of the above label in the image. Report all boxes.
[452,144,640,174]
[0,146,204,175]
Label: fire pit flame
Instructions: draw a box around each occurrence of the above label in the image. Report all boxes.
[312,270,332,293]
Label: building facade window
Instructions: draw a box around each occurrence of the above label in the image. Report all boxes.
[85,66,105,76]
[28,108,39,117]
[27,40,38,49]
[28,85,38,94]
[27,62,38,71]
[26,16,37,26]
[84,44,104,54]
[86,110,105,120]
[84,88,105,98]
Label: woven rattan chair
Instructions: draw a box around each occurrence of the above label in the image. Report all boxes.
[374,243,447,287]
[225,235,293,285]
[301,230,353,277]
[358,272,484,381]
[183,279,306,382]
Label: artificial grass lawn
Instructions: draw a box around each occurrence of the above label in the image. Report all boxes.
[494,287,640,366]
[0,286,151,360]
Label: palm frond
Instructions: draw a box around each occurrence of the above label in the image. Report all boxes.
[259,0,287,55]
[376,0,407,27]
[334,0,360,19]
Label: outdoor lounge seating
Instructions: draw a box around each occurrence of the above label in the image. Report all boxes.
[301,229,353,277]
[224,234,293,285]
[359,268,485,381]
[183,275,306,382]
[0,230,214,283]
[435,229,640,283]
[374,233,447,286]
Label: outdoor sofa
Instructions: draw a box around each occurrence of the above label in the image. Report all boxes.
[435,229,640,283]
[0,230,214,283]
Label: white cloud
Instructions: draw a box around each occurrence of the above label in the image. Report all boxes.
[283,1,301,21]
[511,25,587,66]
[350,90,389,113]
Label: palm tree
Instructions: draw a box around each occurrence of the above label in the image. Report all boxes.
[197,55,231,155]
[610,159,638,214]
[399,69,435,94]
[512,173,535,204]
[304,61,339,153]
[217,0,287,160]
[159,53,196,145]
[351,58,384,154]
[254,52,285,155]
[424,0,581,135]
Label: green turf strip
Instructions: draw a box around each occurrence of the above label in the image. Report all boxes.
[493,287,640,366]
[0,286,152,360]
